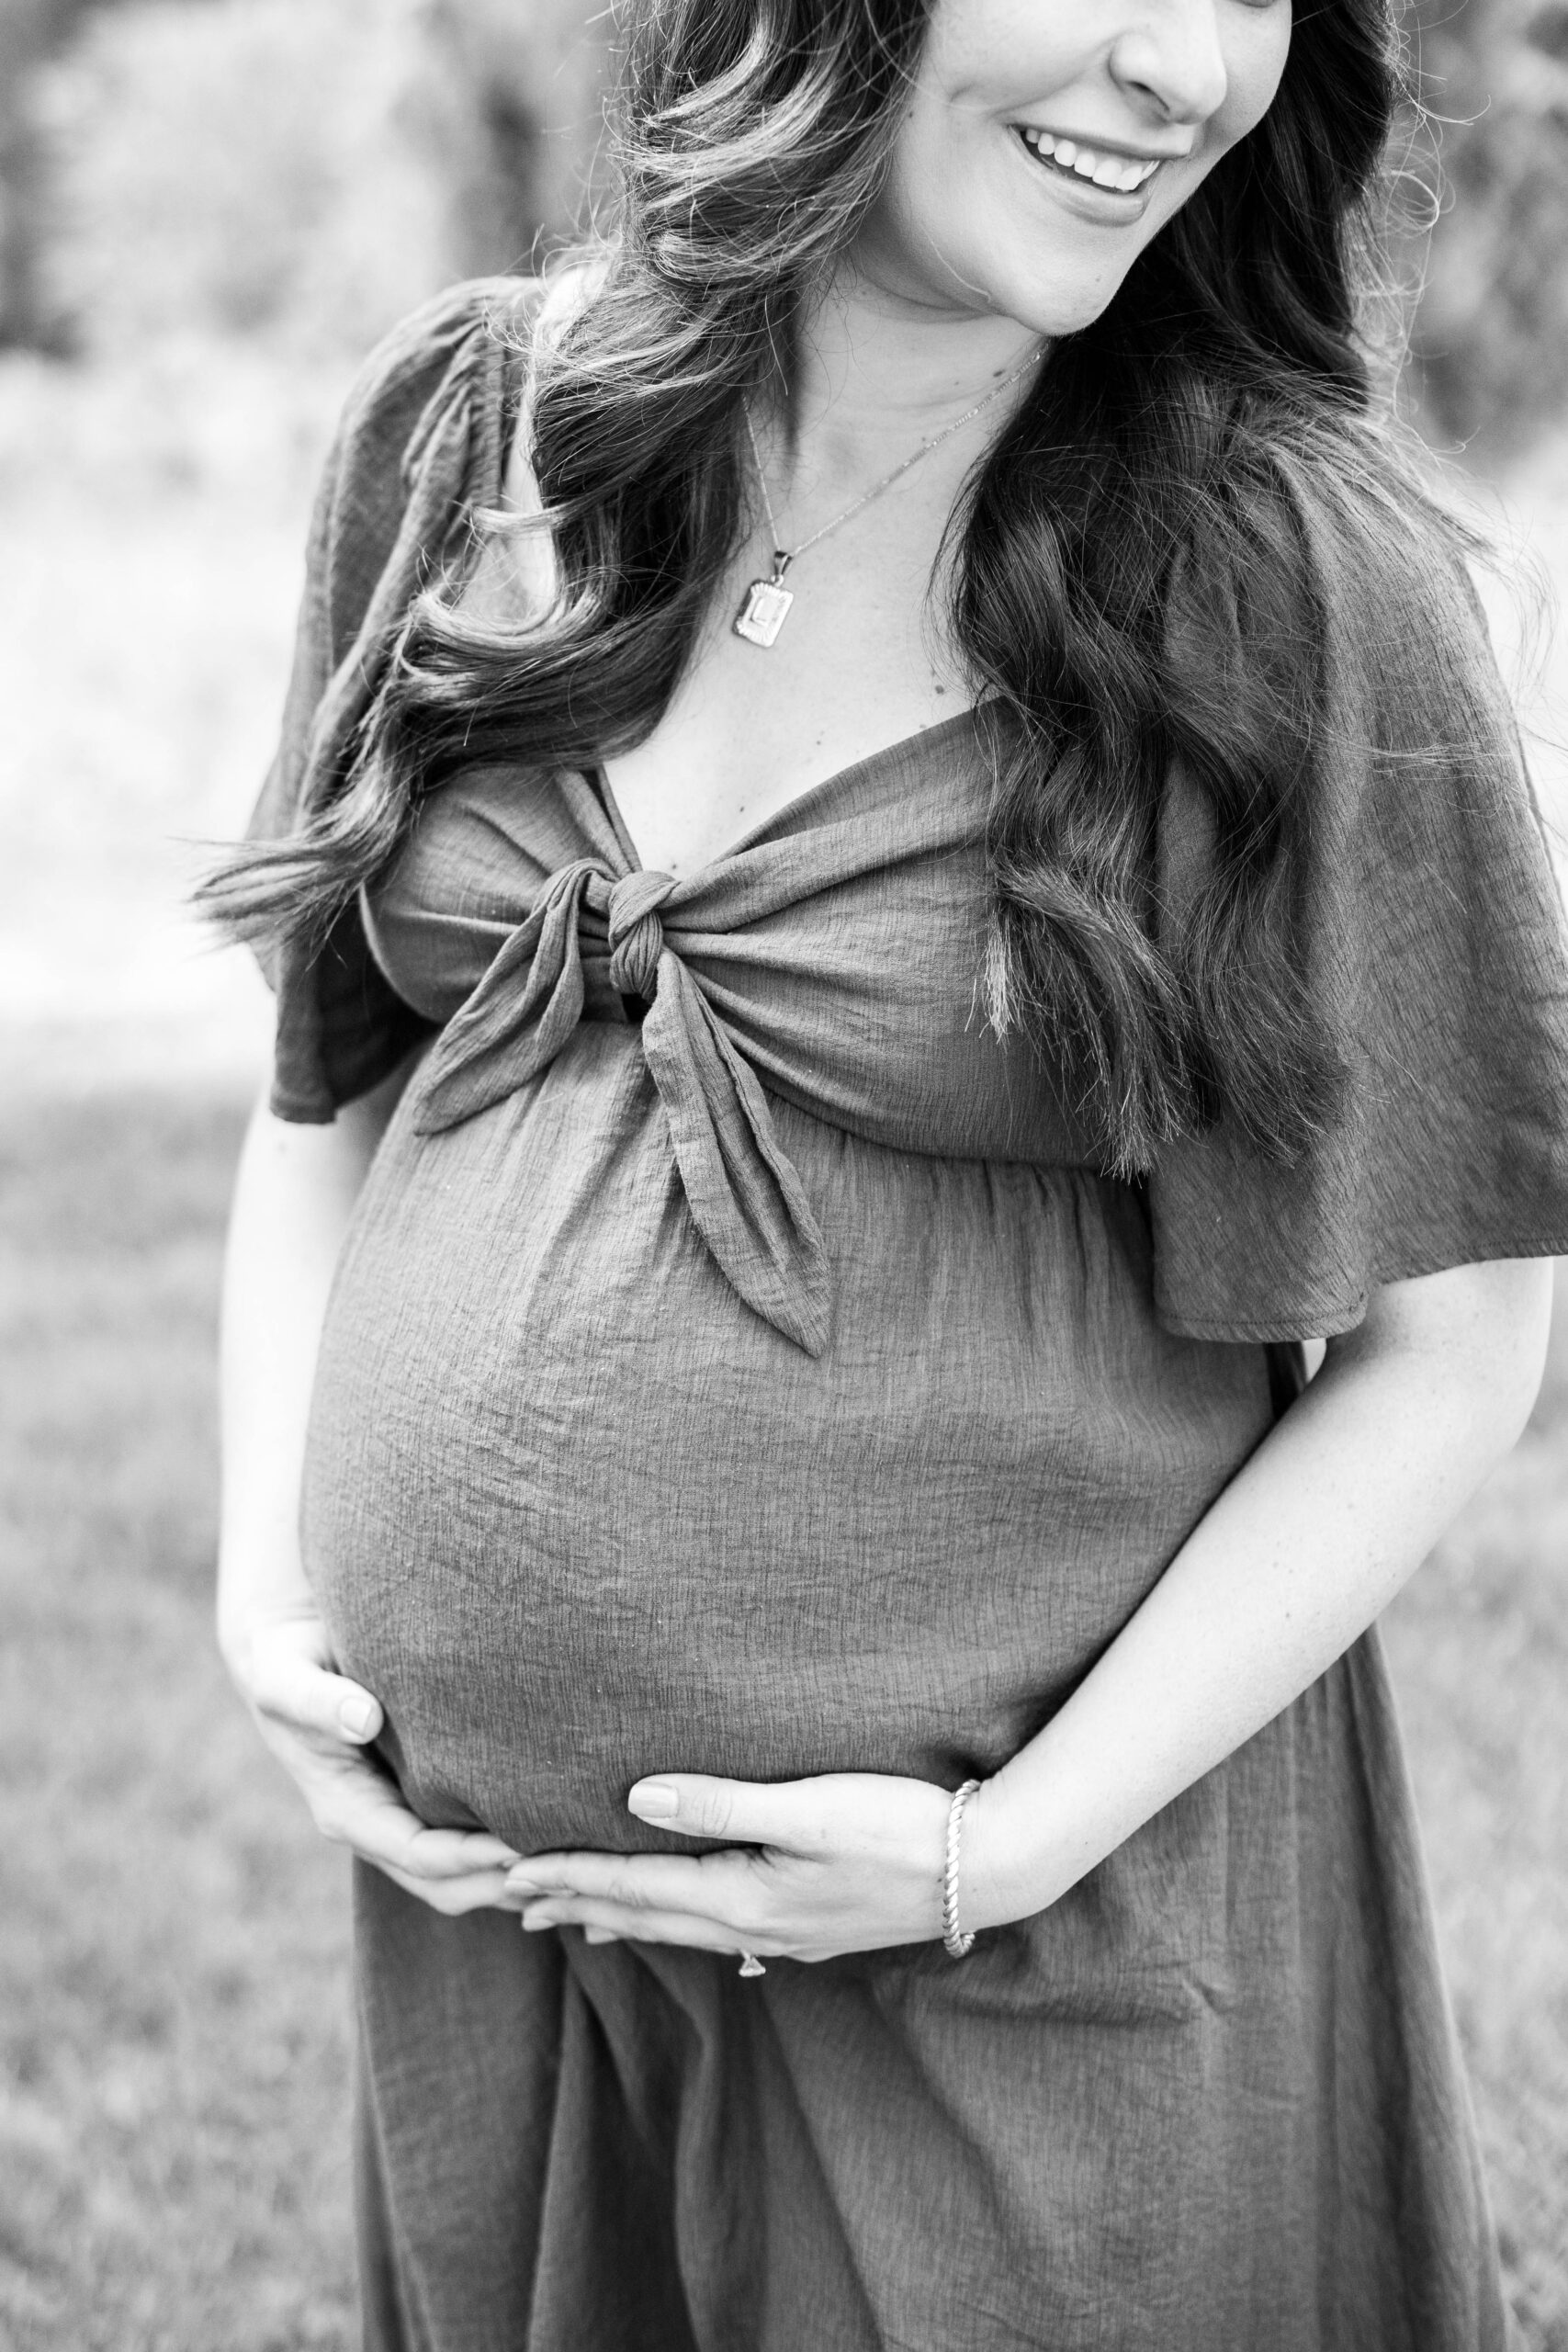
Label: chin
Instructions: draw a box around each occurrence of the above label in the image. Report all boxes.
[915,221,1146,341]
[982,263,1134,341]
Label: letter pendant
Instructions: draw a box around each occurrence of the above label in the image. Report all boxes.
[733,551,794,648]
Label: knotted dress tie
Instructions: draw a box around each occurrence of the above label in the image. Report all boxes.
[409,859,831,1355]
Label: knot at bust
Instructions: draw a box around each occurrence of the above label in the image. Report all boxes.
[606,870,676,1001]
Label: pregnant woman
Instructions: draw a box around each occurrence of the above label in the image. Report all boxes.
[209,0,1568,2342]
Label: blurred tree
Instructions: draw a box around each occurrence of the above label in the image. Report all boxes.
[0,0,98,345]
[431,0,610,275]
[1409,0,1568,457]
[9,0,605,357]
[39,0,464,354]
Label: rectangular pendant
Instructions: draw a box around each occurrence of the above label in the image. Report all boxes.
[733,577,794,648]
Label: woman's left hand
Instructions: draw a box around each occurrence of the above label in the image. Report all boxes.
[501,1772,968,1963]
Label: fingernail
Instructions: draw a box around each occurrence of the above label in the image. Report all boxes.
[521,1909,558,1933]
[338,1697,377,1738]
[628,1780,679,1819]
[505,1872,545,1894]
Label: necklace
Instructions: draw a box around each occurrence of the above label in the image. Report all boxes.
[732,345,1044,649]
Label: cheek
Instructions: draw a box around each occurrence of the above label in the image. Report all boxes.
[1213,10,1293,152]
[866,101,1009,298]
[883,82,997,232]
[1140,16,1292,254]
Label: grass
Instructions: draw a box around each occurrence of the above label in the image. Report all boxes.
[0,1083,1563,2348]
[0,1087,353,2352]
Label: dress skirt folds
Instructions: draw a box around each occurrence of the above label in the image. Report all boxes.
[245,280,1568,2350]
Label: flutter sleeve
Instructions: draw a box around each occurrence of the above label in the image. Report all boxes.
[244,277,533,1121]
[1149,505,1568,1341]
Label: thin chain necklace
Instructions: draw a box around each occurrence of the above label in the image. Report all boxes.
[732,345,1044,649]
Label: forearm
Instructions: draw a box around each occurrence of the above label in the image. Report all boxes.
[217,1068,410,1659]
[966,1259,1553,1929]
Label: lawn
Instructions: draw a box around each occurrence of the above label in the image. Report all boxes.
[0,1080,1564,2349]
[0,1086,353,2352]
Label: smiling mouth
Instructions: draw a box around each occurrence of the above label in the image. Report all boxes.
[1012,126,1163,197]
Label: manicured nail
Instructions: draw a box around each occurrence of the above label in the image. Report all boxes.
[628,1781,679,1819]
[338,1696,377,1738]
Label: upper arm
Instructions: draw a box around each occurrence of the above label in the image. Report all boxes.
[281,1033,430,1150]
[329,1039,432,1159]
[234,1040,430,1249]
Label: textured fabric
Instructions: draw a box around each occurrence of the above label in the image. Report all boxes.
[243,281,1568,2347]
[1149,513,1568,1339]
[347,1658,1503,2352]
[390,729,1096,1356]
[310,732,1273,1861]
[408,852,835,1353]
[247,277,531,1119]
[255,280,1568,1343]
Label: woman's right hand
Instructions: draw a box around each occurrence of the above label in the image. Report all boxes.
[224,1607,525,1913]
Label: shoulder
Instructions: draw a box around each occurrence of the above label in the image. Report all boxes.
[1165,412,1513,795]
[1267,424,1498,706]
[1161,415,1543,922]
[335,274,545,476]
[335,261,602,505]
[1264,439,1553,929]
[303,275,545,671]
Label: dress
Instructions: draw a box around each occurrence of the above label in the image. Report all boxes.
[248,281,1568,2352]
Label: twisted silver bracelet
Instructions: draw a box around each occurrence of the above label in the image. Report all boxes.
[942,1778,982,1959]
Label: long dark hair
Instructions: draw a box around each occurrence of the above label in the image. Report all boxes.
[207,0,1463,1174]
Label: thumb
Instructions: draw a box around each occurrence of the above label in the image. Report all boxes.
[250,1639,385,1745]
[626,1773,811,1849]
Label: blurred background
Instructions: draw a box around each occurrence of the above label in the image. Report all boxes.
[0,1,1565,2344]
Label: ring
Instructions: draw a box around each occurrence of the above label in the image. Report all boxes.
[739,1951,766,1978]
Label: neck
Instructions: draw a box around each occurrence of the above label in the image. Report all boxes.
[778,257,1044,479]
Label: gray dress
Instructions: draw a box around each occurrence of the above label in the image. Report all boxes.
[247,281,1568,2352]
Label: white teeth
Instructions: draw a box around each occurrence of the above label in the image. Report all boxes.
[1016,127,1159,195]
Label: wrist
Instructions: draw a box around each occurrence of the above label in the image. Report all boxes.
[954,1766,1077,1933]
[215,1587,326,1682]
[216,1521,313,1614]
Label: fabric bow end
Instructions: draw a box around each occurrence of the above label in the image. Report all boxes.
[643,959,833,1357]
[410,863,601,1136]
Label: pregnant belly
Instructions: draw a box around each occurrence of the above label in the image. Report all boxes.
[300,1043,1271,1856]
